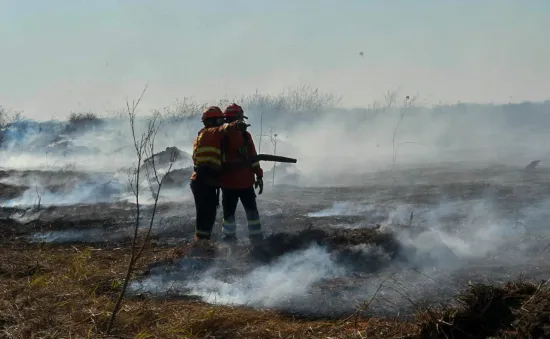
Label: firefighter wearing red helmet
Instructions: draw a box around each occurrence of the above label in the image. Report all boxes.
[219,103,265,245]
[190,105,248,241]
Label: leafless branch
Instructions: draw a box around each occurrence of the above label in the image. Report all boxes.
[269,128,278,188]
[392,95,417,167]
[105,84,175,335]
[33,177,41,211]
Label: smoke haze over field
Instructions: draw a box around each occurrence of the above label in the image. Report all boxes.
[2,98,550,188]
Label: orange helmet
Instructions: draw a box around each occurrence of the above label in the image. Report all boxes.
[201,106,224,121]
[224,103,248,119]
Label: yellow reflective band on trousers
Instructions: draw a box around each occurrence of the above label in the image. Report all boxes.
[195,229,211,236]
[247,219,261,235]
[252,162,260,167]
[222,219,236,235]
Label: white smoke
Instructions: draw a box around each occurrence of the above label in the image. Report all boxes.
[131,245,347,309]
[3,97,550,188]
[125,192,550,314]
[307,201,375,217]
[187,245,346,307]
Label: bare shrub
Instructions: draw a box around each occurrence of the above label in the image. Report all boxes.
[0,106,23,147]
[10,111,23,123]
[0,106,6,147]
[68,112,100,124]
[105,86,177,335]
[391,94,419,167]
[67,112,103,132]
[240,85,341,114]
[33,177,41,211]
[270,129,278,187]
[0,106,8,128]
[242,86,339,155]
[163,97,204,122]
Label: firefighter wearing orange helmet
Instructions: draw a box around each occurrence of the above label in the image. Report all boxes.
[190,106,248,241]
[219,103,264,245]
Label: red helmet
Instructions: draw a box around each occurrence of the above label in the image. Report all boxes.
[224,103,248,119]
[201,106,224,121]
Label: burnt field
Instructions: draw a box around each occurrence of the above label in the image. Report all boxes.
[2,161,550,338]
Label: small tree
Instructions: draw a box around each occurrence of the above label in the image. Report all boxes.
[33,177,41,211]
[254,125,279,188]
[256,127,280,188]
[10,111,23,123]
[105,86,177,335]
[256,94,269,154]
[271,130,278,188]
[0,106,6,148]
[391,95,418,167]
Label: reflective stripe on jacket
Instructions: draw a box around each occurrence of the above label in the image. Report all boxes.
[189,121,243,185]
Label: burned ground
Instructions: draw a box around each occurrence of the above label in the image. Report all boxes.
[415,280,550,338]
[2,163,550,337]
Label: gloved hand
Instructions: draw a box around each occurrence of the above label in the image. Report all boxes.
[254,176,264,195]
[235,120,250,132]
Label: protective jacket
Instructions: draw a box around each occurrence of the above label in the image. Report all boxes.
[220,130,263,189]
[190,122,241,186]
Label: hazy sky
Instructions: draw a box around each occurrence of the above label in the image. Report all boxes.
[1,0,549,119]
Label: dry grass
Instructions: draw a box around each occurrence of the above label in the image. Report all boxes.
[2,236,550,338]
[0,242,418,338]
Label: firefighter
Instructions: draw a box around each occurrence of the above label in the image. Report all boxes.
[189,106,248,242]
[220,103,264,245]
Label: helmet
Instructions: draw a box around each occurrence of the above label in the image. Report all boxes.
[201,106,224,121]
[224,103,248,119]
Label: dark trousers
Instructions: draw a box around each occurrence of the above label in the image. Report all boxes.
[190,179,219,239]
[221,187,262,238]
